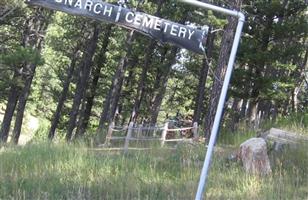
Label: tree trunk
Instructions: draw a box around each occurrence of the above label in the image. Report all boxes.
[293,47,307,113]
[0,74,21,143]
[149,47,178,125]
[246,10,274,128]
[193,27,215,124]
[248,100,258,129]
[75,25,113,138]
[270,103,278,122]
[240,98,247,119]
[148,9,190,125]
[96,30,135,137]
[12,64,36,144]
[117,56,139,124]
[48,47,80,140]
[229,98,242,132]
[66,24,100,141]
[130,0,164,123]
[12,9,52,144]
[130,40,156,122]
[108,48,132,123]
[204,0,241,138]
[98,86,112,131]
[0,9,51,144]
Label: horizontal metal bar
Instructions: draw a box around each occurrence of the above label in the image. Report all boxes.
[179,0,245,21]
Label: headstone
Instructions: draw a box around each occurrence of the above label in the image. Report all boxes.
[239,137,272,176]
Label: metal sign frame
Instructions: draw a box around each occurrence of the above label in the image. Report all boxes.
[179,0,245,200]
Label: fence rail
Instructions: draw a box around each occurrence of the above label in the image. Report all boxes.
[104,121,199,152]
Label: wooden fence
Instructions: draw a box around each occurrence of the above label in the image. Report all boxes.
[104,122,199,152]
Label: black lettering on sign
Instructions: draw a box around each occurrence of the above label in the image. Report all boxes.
[25,0,208,54]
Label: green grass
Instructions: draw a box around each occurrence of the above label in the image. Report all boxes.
[0,112,307,199]
[0,141,307,200]
[261,112,308,136]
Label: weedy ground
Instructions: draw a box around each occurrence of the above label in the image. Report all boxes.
[0,113,307,199]
[0,140,307,200]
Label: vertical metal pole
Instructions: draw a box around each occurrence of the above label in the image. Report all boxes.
[178,1,245,199]
[195,19,245,200]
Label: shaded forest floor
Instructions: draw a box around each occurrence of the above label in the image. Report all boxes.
[0,138,307,200]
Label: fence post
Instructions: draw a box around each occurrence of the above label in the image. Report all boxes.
[161,122,169,147]
[124,122,134,153]
[104,121,115,146]
[193,122,199,141]
[137,124,142,138]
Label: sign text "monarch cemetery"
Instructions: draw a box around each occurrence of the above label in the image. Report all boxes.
[26,0,208,54]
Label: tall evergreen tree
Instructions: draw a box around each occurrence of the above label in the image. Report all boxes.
[75,24,113,138]
[0,7,52,143]
[66,23,100,141]
[204,0,242,137]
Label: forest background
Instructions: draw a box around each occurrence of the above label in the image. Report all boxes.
[0,0,307,144]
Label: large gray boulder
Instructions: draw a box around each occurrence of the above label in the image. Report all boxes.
[239,137,272,176]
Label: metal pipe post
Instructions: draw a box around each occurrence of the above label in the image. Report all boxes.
[178,1,245,199]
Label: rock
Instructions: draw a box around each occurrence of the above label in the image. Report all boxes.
[239,137,272,176]
[261,128,308,154]
[261,128,308,146]
[260,128,308,168]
